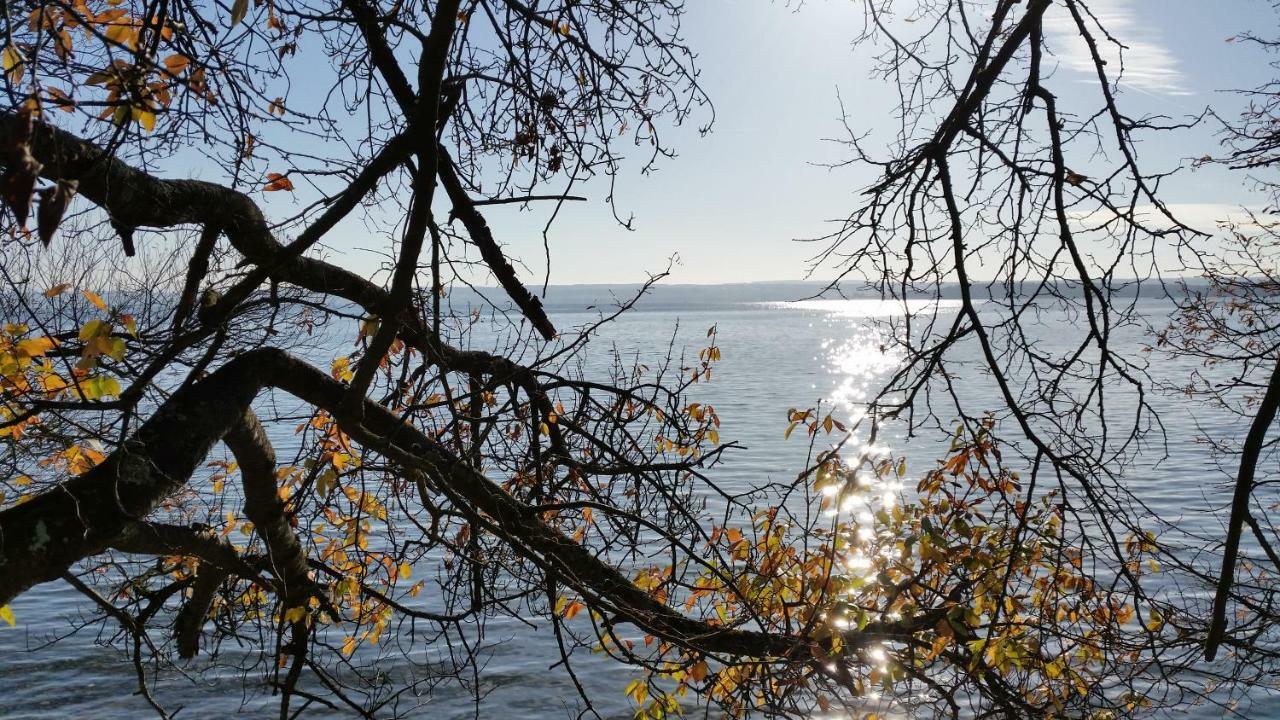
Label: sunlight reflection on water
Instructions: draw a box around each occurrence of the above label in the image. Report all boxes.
[763,298,962,418]
[758,298,963,318]
[778,299,964,719]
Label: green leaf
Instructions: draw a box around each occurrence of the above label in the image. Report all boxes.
[81,375,121,400]
[78,319,106,342]
[316,468,338,498]
[106,336,127,361]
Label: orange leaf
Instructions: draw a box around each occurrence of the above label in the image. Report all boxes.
[264,172,294,192]
[561,600,585,620]
[43,283,71,297]
[81,289,107,310]
[45,86,75,112]
[162,53,189,74]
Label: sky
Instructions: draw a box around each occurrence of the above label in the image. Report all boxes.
[308,1,1280,287]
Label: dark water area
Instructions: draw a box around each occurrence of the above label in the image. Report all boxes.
[2,286,1275,718]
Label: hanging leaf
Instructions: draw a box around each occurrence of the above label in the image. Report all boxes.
[78,318,106,342]
[162,53,190,74]
[111,104,130,127]
[264,172,294,191]
[1,108,42,227]
[36,179,77,247]
[44,86,75,113]
[230,0,249,28]
[81,289,108,311]
[42,282,71,297]
[1,45,24,84]
[80,374,122,400]
[133,107,157,132]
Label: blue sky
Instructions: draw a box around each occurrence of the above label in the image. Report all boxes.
[303,1,1280,286]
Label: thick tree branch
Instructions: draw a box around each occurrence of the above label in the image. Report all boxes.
[439,148,557,340]
[0,111,549,392]
[225,410,319,607]
[0,348,923,660]
[1207,357,1280,659]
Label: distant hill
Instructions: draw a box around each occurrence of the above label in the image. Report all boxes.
[447,277,1214,315]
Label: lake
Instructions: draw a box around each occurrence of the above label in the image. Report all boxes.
[2,288,1272,718]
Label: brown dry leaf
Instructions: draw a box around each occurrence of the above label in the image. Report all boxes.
[264,172,294,192]
[36,179,77,246]
[1,108,42,226]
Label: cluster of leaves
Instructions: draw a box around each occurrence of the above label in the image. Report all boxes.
[602,419,1172,719]
[0,285,129,442]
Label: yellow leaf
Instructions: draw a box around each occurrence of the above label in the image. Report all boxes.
[0,604,14,627]
[16,336,56,357]
[134,107,156,132]
[103,336,127,361]
[330,451,352,471]
[331,356,354,382]
[2,45,23,84]
[1146,609,1164,632]
[316,468,338,498]
[341,635,357,655]
[43,283,72,297]
[40,368,67,392]
[398,562,412,580]
[81,289,108,311]
[104,22,137,51]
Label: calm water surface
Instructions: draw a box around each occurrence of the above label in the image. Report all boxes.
[2,296,1273,717]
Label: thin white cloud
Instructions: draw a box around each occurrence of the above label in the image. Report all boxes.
[1043,0,1192,96]
[1150,203,1271,233]
[1071,203,1268,233]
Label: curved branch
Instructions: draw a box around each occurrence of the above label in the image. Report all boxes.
[0,348,925,662]
[439,147,557,340]
[225,410,318,607]
[1206,357,1280,659]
